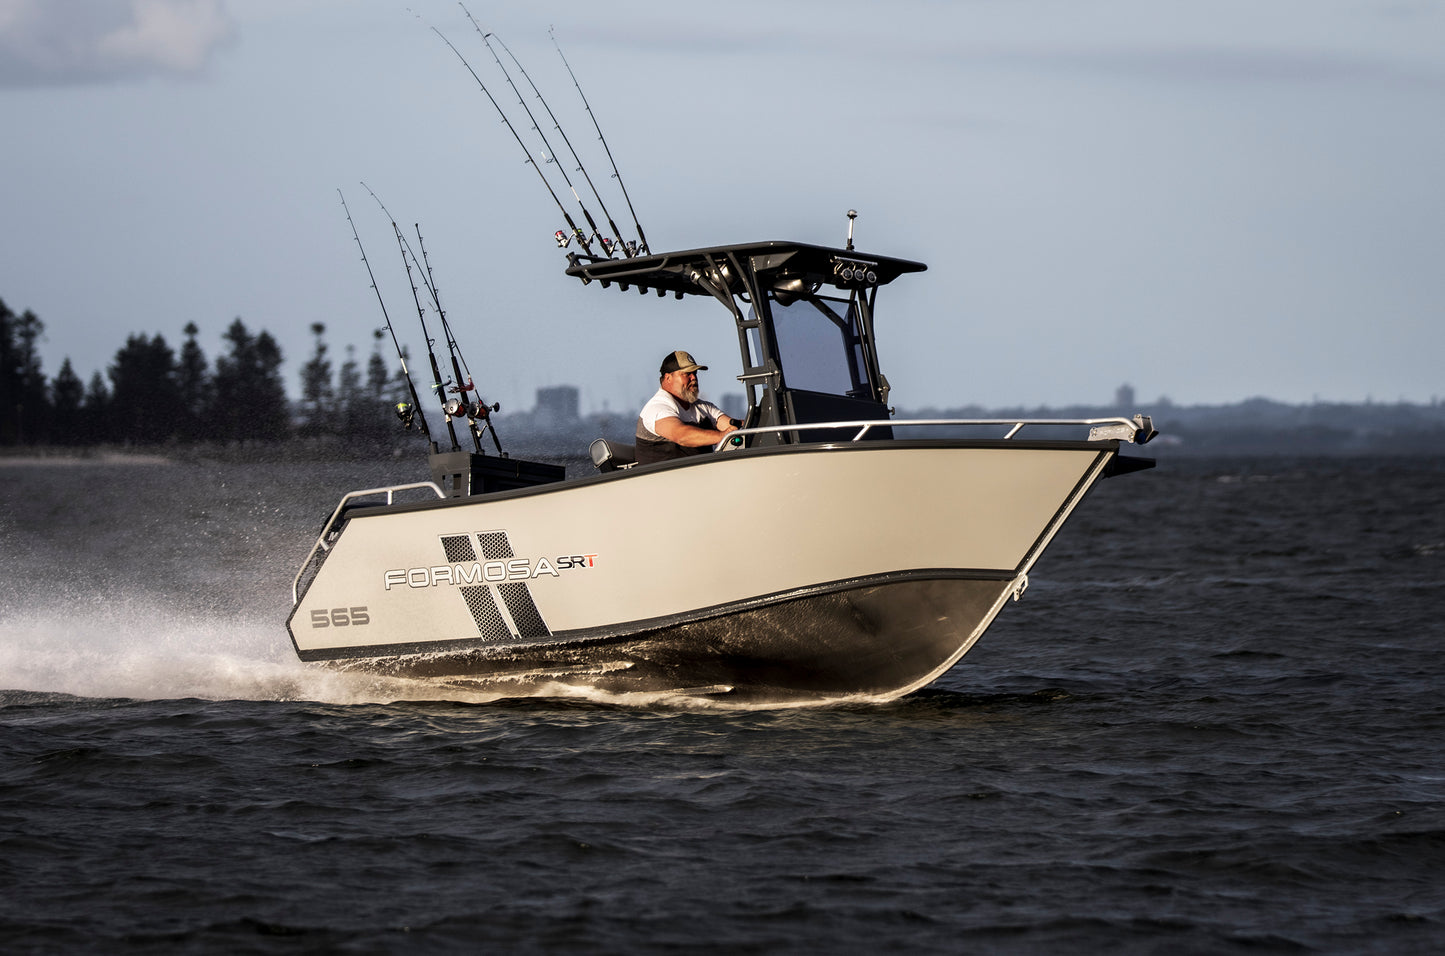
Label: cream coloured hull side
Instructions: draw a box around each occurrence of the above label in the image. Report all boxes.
[286,441,1116,702]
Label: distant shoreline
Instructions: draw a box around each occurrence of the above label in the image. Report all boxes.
[0,449,174,467]
[0,441,588,468]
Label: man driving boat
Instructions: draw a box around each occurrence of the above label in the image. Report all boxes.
[635,350,738,465]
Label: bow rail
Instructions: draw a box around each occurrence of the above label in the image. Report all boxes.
[717,414,1158,447]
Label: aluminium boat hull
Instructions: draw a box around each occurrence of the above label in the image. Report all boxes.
[287,439,1122,704]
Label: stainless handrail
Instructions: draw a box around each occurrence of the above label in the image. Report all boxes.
[291,481,445,604]
[717,414,1156,448]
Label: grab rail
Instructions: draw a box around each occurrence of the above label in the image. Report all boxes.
[717,414,1157,448]
[291,481,445,604]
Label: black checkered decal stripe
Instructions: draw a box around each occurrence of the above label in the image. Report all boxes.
[441,534,478,563]
[499,581,548,638]
[461,585,511,641]
[439,531,550,642]
[478,531,512,561]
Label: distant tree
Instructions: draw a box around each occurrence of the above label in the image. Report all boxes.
[209,321,246,438]
[210,318,289,441]
[49,358,86,444]
[298,322,334,436]
[251,329,290,438]
[108,333,182,444]
[82,371,112,443]
[366,329,390,402]
[176,321,210,441]
[0,297,17,444]
[0,304,50,443]
[337,342,366,437]
[359,329,408,443]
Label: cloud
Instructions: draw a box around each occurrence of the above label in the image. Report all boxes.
[0,0,236,88]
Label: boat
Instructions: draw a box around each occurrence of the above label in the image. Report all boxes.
[286,232,1157,706]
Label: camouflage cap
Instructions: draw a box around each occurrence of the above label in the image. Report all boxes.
[660,350,707,374]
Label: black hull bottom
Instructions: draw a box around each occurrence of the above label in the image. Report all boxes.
[323,577,1014,706]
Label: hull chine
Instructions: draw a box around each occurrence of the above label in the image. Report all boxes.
[302,574,1019,706]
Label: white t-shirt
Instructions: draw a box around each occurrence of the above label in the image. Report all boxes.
[637,387,726,439]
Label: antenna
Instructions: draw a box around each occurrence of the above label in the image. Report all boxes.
[846,209,857,251]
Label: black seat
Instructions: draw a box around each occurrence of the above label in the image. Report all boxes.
[589,438,637,472]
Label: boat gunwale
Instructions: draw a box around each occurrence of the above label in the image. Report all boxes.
[338,435,1133,521]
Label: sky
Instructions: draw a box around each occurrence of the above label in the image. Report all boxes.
[2,0,1442,420]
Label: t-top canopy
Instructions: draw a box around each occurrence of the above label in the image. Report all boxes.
[564,240,927,300]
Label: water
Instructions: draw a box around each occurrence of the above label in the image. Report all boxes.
[2,454,1443,953]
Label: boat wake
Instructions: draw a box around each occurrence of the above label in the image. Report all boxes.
[0,601,843,711]
[0,603,424,705]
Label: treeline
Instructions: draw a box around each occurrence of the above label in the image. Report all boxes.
[1,297,413,447]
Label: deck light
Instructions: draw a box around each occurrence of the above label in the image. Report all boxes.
[831,256,879,286]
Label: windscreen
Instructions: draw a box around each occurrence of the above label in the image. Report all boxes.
[769,294,870,398]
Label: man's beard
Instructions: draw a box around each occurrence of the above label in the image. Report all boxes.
[679,384,699,403]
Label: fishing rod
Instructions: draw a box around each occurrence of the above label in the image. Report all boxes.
[372,192,462,452]
[337,188,434,445]
[414,225,506,455]
[427,21,597,257]
[459,6,616,259]
[482,25,629,260]
[397,219,463,452]
[550,27,649,257]
[360,182,499,455]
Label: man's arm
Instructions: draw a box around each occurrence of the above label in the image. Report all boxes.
[654,414,737,448]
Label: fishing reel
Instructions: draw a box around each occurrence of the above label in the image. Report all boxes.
[394,402,417,430]
[444,398,500,421]
[554,227,587,249]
